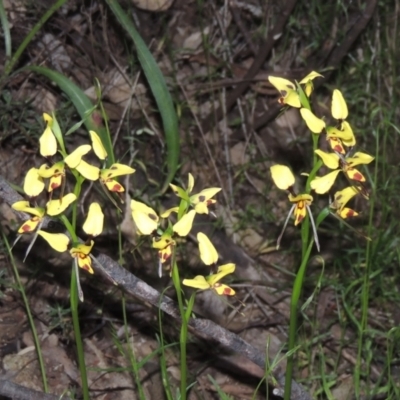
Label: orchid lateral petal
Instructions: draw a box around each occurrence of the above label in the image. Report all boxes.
[12,201,45,217]
[38,231,69,252]
[130,200,159,235]
[300,108,325,133]
[347,152,375,167]
[24,168,45,197]
[182,276,210,290]
[306,205,320,252]
[170,183,190,201]
[160,207,179,218]
[75,160,100,181]
[173,209,196,237]
[83,202,104,237]
[299,71,323,84]
[331,186,358,212]
[270,165,295,190]
[310,170,341,194]
[276,204,296,249]
[46,193,77,216]
[64,145,91,169]
[315,150,340,170]
[197,232,219,265]
[208,263,235,285]
[101,163,135,180]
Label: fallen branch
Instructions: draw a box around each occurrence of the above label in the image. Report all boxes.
[0,377,71,400]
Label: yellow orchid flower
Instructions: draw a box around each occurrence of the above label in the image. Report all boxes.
[270,165,319,251]
[12,195,75,260]
[23,167,45,197]
[38,145,100,191]
[182,263,236,296]
[39,113,58,157]
[153,233,176,262]
[325,90,356,151]
[330,186,359,219]
[311,150,374,195]
[152,232,176,277]
[100,163,135,193]
[12,194,76,233]
[268,71,323,108]
[12,201,46,233]
[170,173,221,215]
[89,130,135,193]
[70,241,95,274]
[299,71,324,96]
[131,200,159,235]
[82,202,104,237]
[326,122,355,149]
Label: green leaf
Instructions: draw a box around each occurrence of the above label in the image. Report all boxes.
[105,0,180,194]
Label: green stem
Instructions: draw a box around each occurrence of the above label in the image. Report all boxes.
[284,239,314,400]
[2,232,49,392]
[70,266,90,400]
[171,261,187,400]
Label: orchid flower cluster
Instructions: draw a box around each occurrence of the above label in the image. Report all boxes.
[13,114,236,300]
[12,113,135,299]
[268,72,374,250]
[131,173,235,296]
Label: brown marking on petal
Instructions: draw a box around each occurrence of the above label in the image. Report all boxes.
[50,181,61,190]
[333,144,345,153]
[21,223,32,233]
[348,170,364,182]
[278,97,285,105]
[148,213,158,221]
[159,250,171,262]
[345,210,356,217]
[108,182,124,192]
[222,287,233,296]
